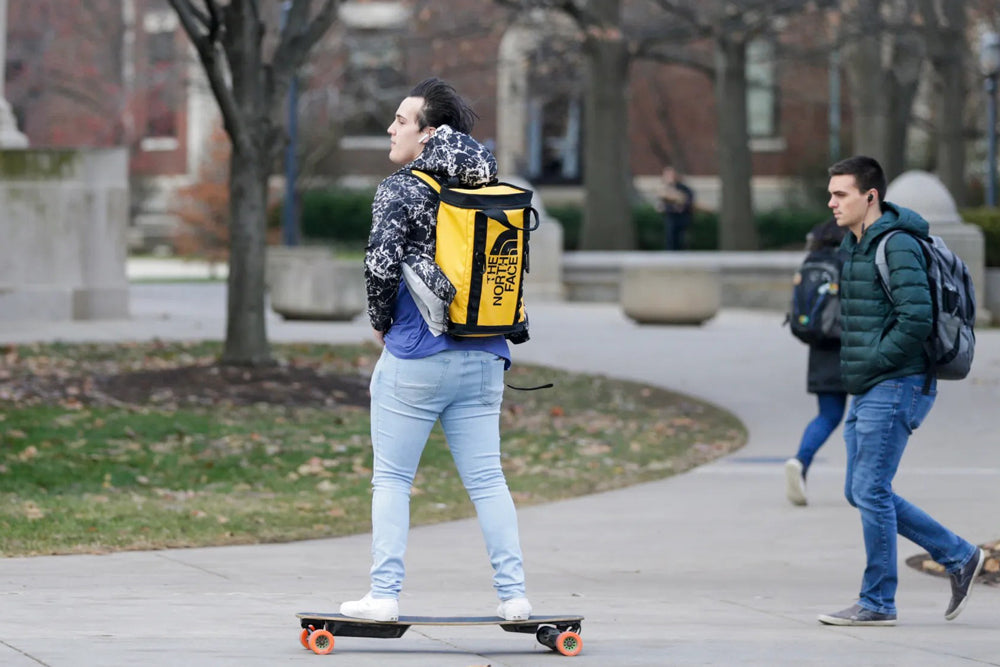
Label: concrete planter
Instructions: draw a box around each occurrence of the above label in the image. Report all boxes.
[620,257,721,325]
[267,247,365,321]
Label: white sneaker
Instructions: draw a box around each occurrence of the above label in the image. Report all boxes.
[497,596,532,621]
[339,593,399,622]
[784,458,807,506]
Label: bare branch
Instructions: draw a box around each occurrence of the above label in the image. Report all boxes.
[169,0,244,143]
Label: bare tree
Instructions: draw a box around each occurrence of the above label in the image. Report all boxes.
[7,0,129,145]
[840,0,924,180]
[497,0,833,250]
[496,0,634,249]
[917,0,968,204]
[643,0,836,249]
[168,0,339,366]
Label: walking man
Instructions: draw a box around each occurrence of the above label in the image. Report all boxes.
[818,156,985,626]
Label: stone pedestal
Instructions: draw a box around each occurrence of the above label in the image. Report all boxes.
[0,148,129,321]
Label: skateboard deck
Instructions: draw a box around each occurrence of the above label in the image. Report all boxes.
[296,612,584,656]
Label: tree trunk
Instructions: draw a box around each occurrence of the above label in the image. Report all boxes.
[579,0,633,250]
[922,0,967,205]
[844,0,890,166]
[884,27,923,180]
[222,142,272,366]
[168,0,338,367]
[714,37,757,250]
[844,0,922,181]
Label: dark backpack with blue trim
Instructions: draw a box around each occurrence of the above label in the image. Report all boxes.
[788,247,843,347]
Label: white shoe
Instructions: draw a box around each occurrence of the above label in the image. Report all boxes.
[784,458,807,506]
[497,596,532,621]
[339,593,399,621]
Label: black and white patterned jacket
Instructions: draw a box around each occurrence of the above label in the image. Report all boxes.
[364,125,497,333]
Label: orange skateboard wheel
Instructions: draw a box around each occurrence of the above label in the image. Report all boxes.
[299,625,314,649]
[307,629,335,655]
[556,630,582,656]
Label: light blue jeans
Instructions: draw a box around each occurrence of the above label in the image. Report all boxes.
[367,348,526,601]
[843,374,976,615]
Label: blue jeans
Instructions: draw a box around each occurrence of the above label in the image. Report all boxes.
[367,348,526,601]
[795,391,847,473]
[843,374,975,615]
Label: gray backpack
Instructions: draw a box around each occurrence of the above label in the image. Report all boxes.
[875,231,975,386]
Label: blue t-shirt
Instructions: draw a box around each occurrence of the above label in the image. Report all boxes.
[384,282,511,369]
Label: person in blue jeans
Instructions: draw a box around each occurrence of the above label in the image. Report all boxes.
[786,218,848,505]
[817,155,985,626]
[339,78,531,623]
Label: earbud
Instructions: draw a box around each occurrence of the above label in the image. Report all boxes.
[867,193,873,203]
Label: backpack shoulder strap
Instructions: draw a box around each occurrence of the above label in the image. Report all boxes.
[409,168,442,194]
[877,230,938,392]
[874,229,915,303]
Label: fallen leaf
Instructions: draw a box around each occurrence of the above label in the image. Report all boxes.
[921,560,946,574]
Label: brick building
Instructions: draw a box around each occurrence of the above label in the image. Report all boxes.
[5,0,842,249]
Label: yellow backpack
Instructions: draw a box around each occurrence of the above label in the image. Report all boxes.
[411,169,539,341]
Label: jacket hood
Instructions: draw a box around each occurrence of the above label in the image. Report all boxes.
[406,124,497,188]
[854,202,929,252]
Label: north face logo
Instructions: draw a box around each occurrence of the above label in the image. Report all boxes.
[489,229,519,256]
[486,229,520,306]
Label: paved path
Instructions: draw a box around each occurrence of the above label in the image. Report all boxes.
[1,277,998,666]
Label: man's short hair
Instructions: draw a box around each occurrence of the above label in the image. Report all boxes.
[828,156,887,203]
[408,77,478,134]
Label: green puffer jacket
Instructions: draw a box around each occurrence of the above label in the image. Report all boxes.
[839,202,933,395]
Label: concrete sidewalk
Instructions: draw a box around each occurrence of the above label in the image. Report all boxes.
[1,281,998,666]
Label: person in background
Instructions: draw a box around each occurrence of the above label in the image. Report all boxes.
[657,165,695,251]
[785,217,847,506]
[339,77,531,623]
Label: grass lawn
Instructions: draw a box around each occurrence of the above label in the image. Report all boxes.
[0,340,746,557]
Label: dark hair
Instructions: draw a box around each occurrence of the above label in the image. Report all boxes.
[408,77,478,134]
[828,155,887,203]
[805,217,844,251]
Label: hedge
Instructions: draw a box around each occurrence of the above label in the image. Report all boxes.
[961,207,1000,267]
[548,203,828,251]
[282,188,830,251]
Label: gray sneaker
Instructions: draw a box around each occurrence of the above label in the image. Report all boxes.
[784,458,807,506]
[945,548,985,621]
[818,603,896,626]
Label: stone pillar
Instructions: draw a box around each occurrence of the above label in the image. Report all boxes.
[496,24,536,177]
[501,175,564,301]
[0,0,27,148]
[885,170,989,323]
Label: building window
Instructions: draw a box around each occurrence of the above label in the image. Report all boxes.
[526,96,582,184]
[525,31,583,185]
[341,30,407,135]
[142,10,180,149]
[337,2,408,136]
[746,38,777,139]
